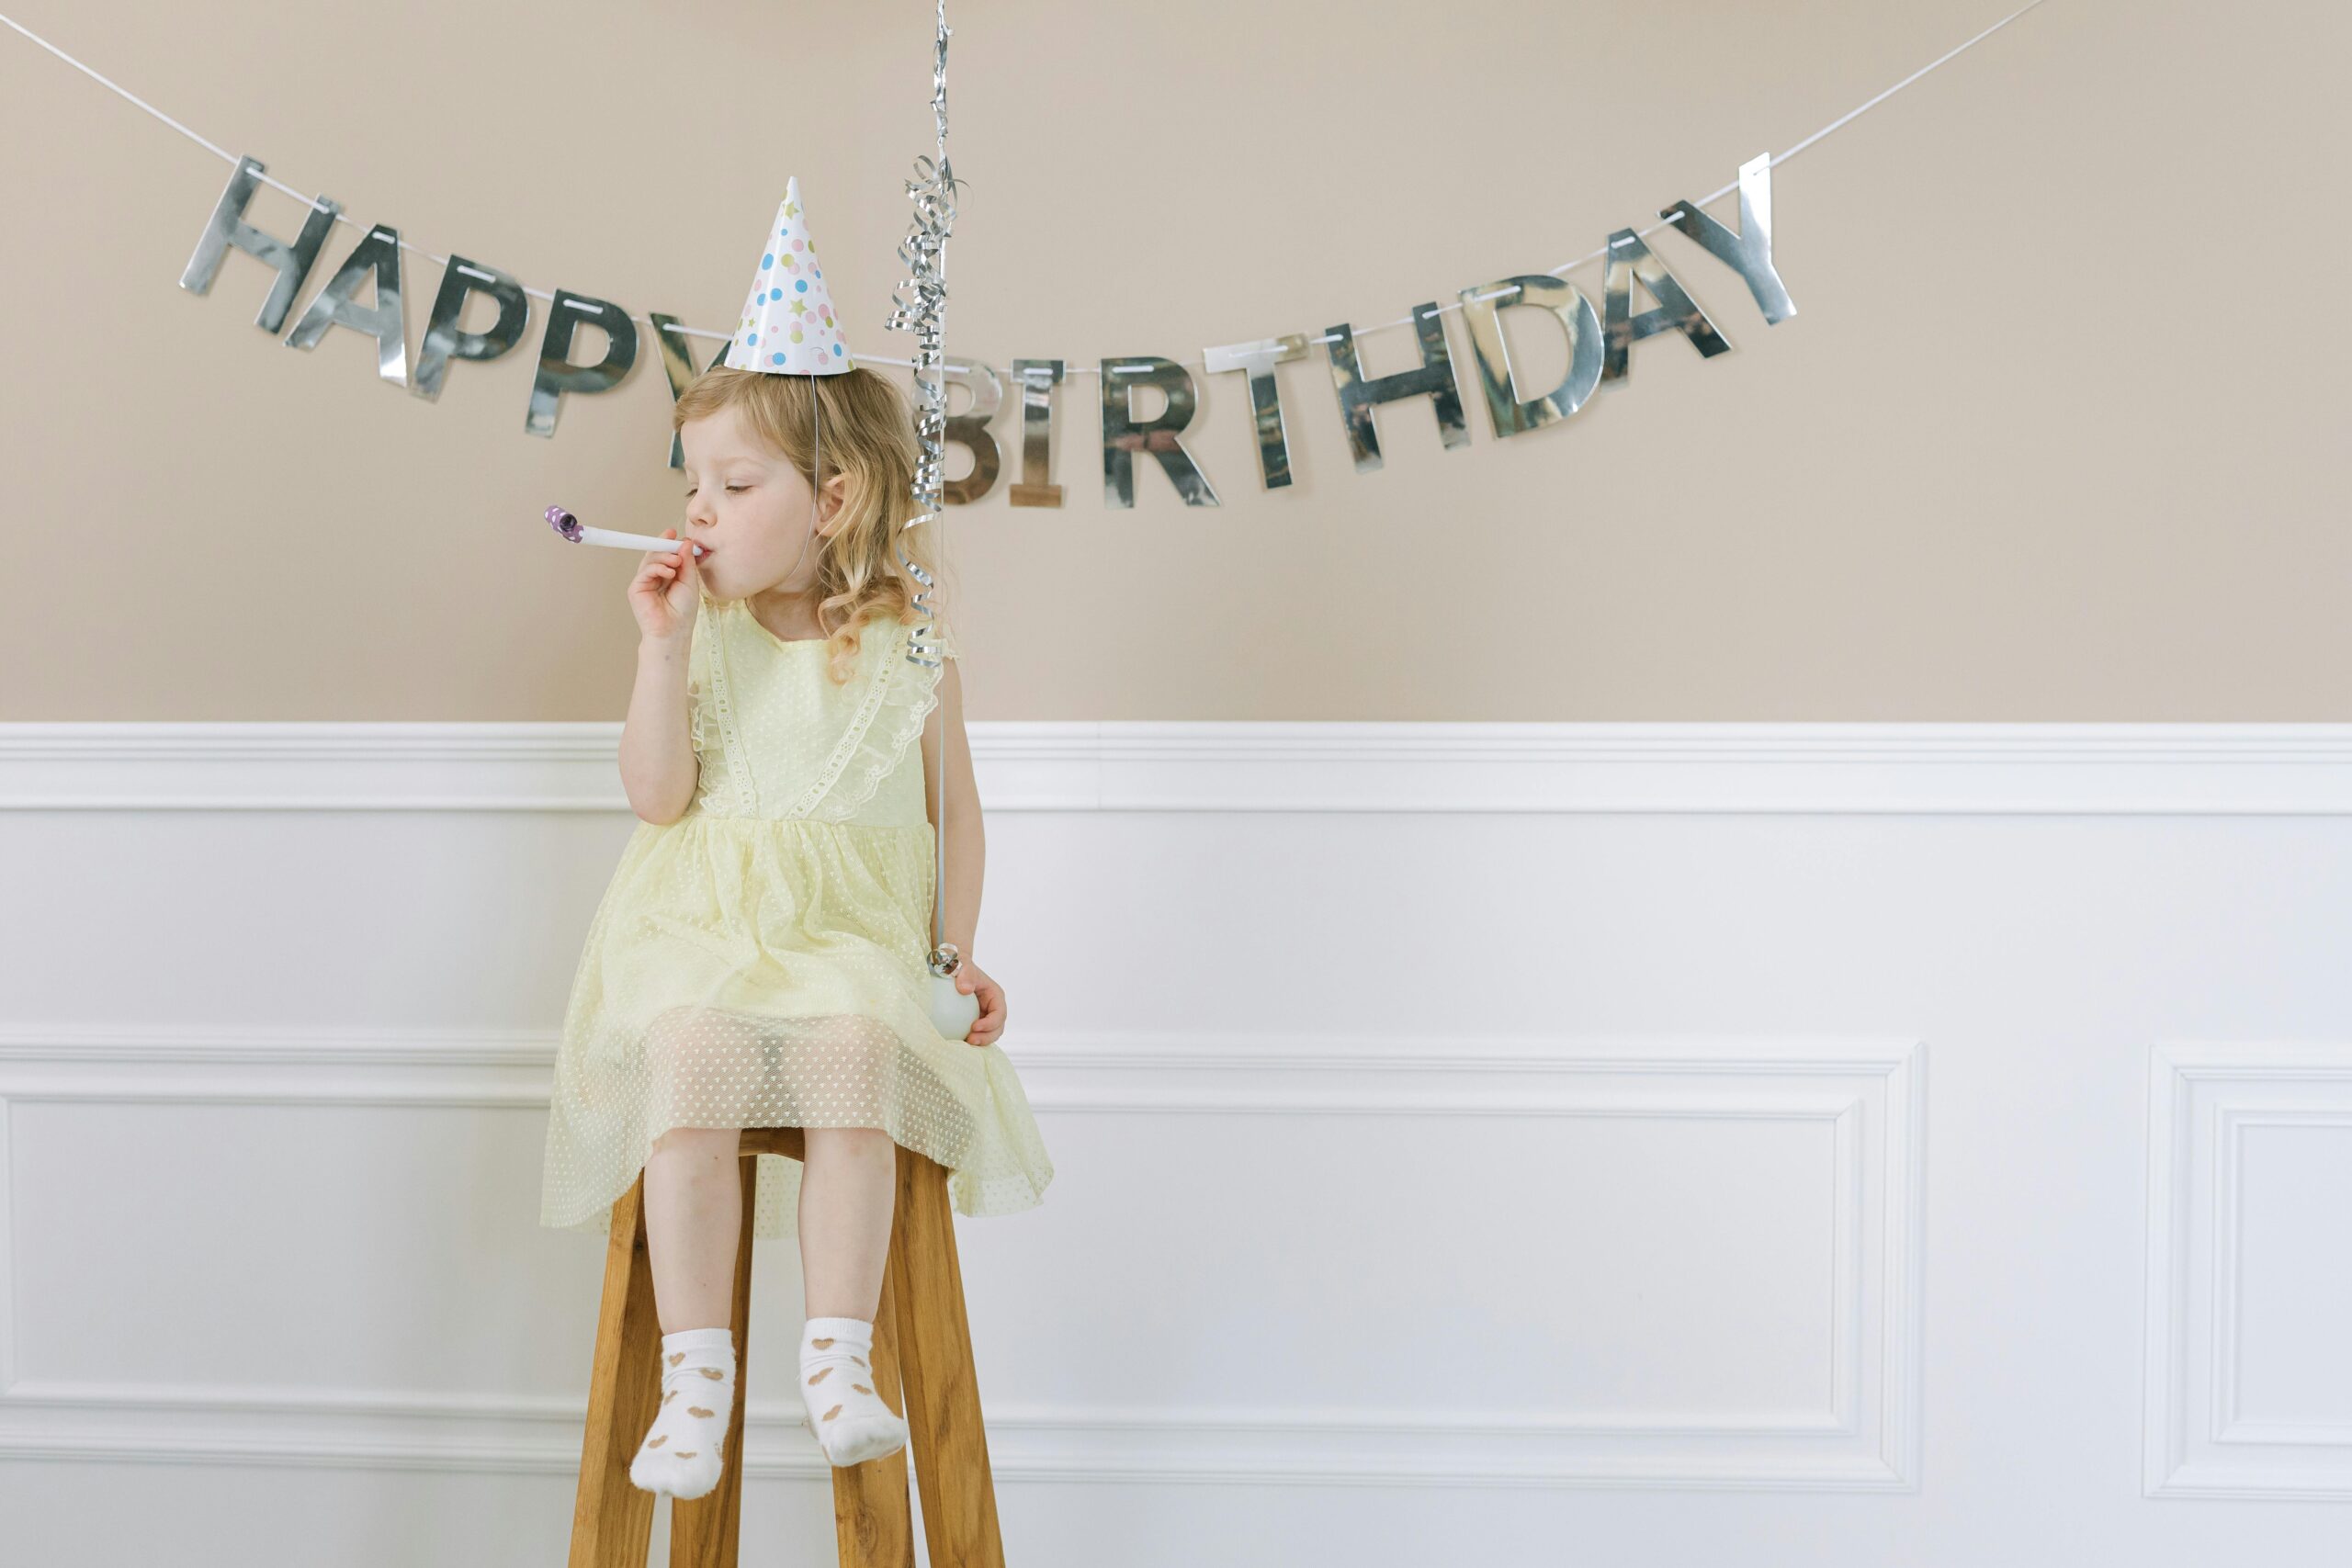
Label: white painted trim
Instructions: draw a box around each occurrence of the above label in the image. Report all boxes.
[0,1026,1924,1490]
[7,721,2352,813]
[0,1383,1901,1489]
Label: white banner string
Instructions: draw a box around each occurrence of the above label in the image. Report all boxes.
[2,1,2050,377]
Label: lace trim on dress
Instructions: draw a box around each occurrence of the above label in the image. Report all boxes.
[801,618,945,824]
[697,596,761,817]
[685,620,726,813]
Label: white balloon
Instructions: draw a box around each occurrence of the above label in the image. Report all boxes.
[929,972,982,1043]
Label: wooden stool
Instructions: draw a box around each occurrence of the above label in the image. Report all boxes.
[565,1127,1005,1568]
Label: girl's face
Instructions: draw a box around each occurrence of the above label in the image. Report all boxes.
[676,402,845,601]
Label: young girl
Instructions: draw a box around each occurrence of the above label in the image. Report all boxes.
[537,359,1055,1498]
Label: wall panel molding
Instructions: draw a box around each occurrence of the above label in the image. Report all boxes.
[0,1026,1923,1489]
[2143,1041,2352,1500]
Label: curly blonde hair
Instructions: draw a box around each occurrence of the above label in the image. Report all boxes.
[672,364,947,684]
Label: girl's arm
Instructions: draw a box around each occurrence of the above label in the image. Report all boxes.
[619,633,699,824]
[920,657,984,956]
[618,533,701,824]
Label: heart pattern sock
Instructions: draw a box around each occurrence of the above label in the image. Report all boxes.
[798,1314,906,1467]
[628,1325,738,1499]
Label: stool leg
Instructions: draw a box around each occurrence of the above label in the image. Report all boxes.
[670,1149,761,1567]
[829,1245,918,1567]
[888,1145,1005,1568]
[568,1172,662,1568]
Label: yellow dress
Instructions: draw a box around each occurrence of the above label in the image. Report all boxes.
[538,589,1055,1240]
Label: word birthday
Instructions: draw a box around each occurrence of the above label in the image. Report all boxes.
[181,152,1795,508]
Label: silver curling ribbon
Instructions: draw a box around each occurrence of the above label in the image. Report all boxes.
[883,0,976,1004]
[883,6,958,682]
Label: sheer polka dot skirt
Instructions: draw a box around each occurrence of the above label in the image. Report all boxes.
[629,1326,738,1499]
[799,1315,906,1467]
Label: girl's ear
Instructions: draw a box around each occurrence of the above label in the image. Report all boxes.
[819,472,852,531]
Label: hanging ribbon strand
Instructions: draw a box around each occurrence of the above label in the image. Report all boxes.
[887,0,956,676]
[883,0,964,976]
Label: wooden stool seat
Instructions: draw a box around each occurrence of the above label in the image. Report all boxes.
[566,1127,1004,1567]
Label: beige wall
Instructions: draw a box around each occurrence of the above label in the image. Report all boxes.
[2,0,2343,721]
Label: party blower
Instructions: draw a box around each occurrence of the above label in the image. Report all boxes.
[545,504,708,557]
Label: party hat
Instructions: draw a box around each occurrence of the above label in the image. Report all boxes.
[723,175,851,375]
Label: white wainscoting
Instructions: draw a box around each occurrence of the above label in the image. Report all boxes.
[2143,1040,2352,1501]
[2,722,2349,1568]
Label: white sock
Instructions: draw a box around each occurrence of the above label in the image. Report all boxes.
[628,1325,737,1499]
[798,1315,906,1467]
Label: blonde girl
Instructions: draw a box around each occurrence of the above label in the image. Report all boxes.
[539,364,1054,1495]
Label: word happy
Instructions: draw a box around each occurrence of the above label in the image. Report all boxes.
[180,152,1795,507]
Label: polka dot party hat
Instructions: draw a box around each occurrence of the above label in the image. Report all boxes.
[722,175,851,376]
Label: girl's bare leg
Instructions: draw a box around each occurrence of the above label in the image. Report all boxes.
[797,1126,897,1319]
[795,1126,907,1464]
[641,1125,743,1331]
[628,1124,744,1498]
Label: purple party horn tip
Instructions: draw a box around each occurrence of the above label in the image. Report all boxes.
[546,504,583,542]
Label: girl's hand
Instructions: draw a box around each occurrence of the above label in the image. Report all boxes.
[628,528,700,643]
[953,960,1006,1047]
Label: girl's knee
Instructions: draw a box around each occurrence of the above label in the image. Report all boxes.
[805,1125,894,1155]
[650,1124,742,1158]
